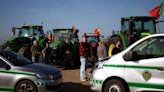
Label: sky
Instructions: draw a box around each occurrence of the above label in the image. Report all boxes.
[0,0,164,43]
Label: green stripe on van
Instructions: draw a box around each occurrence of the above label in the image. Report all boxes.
[0,88,14,92]
[92,78,164,90]
[0,70,34,76]
[128,82,164,90]
[103,64,160,70]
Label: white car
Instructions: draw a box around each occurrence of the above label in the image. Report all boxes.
[90,34,164,92]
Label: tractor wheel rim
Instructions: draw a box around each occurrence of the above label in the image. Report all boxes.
[109,85,120,92]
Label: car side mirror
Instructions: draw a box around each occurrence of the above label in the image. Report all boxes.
[5,64,11,70]
[0,63,10,70]
[123,51,139,61]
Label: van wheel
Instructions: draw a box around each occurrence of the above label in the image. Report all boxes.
[15,80,37,92]
[103,79,128,92]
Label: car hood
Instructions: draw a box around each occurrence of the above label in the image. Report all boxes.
[14,63,61,75]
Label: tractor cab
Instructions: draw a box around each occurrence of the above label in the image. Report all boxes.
[6,25,47,52]
[49,28,80,68]
[84,33,100,63]
[48,28,79,43]
[12,25,44,40]
[108,16,157,57]
[84,33,100,43]
[84,33,100,49]
[121,16,156,46]
[53,29,72,42]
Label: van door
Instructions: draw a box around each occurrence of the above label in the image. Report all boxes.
[0,58,13,91]
[124,36,164,91]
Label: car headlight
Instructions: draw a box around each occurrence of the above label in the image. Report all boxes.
[95,57,109,69]
[35,74,54,80]
[96,62,104,69]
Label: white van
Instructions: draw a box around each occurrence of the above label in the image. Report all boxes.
[90,34,164,92]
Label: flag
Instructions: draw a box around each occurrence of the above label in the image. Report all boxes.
[94,27,100,35]
[149,0,163,18]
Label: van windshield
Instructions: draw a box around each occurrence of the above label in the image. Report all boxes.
[0,51,32,66]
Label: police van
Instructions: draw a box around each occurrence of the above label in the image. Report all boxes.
[90,34,164,92]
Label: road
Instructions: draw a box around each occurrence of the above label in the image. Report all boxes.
[61,68,92,92]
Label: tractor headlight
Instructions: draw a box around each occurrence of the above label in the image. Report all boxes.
[65,50,70,54]
[53,47,57,50]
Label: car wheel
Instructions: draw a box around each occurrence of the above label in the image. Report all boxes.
[15,80,37,92]
[103,79,128,92]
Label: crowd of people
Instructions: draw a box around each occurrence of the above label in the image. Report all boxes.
[17,35,121,82]
[18,40,53,65]
[79,36,121,81]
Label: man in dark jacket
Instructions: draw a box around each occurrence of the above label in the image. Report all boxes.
[42,42,52,64]
[112,40,121,55]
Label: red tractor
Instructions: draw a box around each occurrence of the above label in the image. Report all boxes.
[84,33,100,64]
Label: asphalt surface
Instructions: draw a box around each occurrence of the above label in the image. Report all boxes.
[61,68,92,92]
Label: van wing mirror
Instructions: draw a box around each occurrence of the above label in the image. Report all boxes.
[123,51,139,61]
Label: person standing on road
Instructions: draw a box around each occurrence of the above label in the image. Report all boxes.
[112,39,121,55]
[42,42,52,64]
[79,36,90,81]
[97,40,107,61]
[31,40,40,63]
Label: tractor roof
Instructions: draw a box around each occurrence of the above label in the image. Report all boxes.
[21,25,43,27]
[14,25,43,29]
[52,28,79,32]
[85,33,99,37]
[122,16,157,20]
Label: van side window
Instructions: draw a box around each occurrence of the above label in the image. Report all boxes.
[0,59,7,68]
[132,37,164,60]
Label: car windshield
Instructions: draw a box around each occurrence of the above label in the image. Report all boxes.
[0,51,32,66]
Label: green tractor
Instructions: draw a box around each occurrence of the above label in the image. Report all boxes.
[108,16,157,57]
[5,25,48,59]
[48,28,80,68]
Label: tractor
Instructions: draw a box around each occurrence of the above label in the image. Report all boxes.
[84,33,100,64]
[108,16,157,57]
[48,28,80,68]
[84,33,100,43]
[5,25,48,59]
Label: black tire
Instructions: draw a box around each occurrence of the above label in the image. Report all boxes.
[15,80,37,92]
[103,79,129,92]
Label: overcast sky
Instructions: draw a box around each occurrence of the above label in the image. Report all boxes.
[0,0,164,43]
